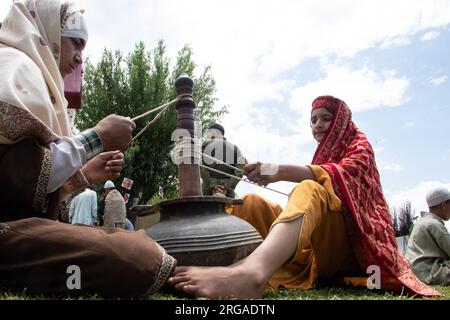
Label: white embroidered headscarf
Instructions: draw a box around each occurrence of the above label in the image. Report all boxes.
[0,0,86,144]
[62,9,88,42]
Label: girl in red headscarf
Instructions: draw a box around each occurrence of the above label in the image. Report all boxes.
[168,96,440,299]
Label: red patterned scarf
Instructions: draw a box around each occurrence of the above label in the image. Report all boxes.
[311,96,439,296]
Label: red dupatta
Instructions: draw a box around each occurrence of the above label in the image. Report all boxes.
[311,96,439,296]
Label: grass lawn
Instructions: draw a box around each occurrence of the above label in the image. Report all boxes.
[1,285,449,300]
[152,285,450,300]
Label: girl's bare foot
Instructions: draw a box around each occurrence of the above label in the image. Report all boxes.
[167,264,267,299]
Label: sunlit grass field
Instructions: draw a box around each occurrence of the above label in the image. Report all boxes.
[1,285,449,300]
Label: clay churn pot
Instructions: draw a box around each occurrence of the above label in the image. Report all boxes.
[130,76,262,266]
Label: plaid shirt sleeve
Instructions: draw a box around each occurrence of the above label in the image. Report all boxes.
[74,129,103,161]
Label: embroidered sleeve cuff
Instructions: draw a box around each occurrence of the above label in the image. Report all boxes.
[59,170,90,202]
[75,129,103,161]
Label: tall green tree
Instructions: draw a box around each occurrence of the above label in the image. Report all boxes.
[76,40,227,204]
[398,201,415,236]
[391,207,400,237]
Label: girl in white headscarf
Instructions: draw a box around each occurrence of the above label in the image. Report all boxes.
[0,0,135,219]
[0,1,175,298]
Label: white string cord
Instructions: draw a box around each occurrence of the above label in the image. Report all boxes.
[196,150,244,173]
[132,104,172,141]
[132,97,179,122]
[131,100,288,197]
[199,164,290,197]
[171,138,289,197]
[131,94,193,141]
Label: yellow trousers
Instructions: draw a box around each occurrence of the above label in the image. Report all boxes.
[232,166,362,289]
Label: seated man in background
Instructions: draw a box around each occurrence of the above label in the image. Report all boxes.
[102,180,126,229]
[405,186,450,285]
[201,123,246,198]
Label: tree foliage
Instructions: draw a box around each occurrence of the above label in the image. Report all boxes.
[76,40,227,204]
[392,209,399,237]
[391,200,415,237]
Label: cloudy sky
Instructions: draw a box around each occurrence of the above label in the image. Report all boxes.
[2,0,450,228]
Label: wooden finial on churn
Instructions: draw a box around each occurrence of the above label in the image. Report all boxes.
[174,76,202,197]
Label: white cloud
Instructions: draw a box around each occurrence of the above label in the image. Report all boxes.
[389,181,450,211]
[373,146,385,154]
[380,37,411,49]
[42,0,448,119]
[388,181,450,231]
[421,31,440,41]
[2,0,447,118]
[404,121,416,129]
[380,162,404,172]
[431,75,448,86]
[289,62,410,114]
[224,119,315,166]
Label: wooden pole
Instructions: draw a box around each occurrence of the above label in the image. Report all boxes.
[175,76,202,197]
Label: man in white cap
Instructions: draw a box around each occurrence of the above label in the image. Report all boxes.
[102,180,126,229]
[405,186,450,285]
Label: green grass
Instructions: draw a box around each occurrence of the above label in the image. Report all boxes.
[2,286,449,300]
[0,289,104,300]
[151,285,450,300]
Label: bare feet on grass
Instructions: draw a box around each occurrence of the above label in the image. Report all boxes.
[167,264,267,299]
